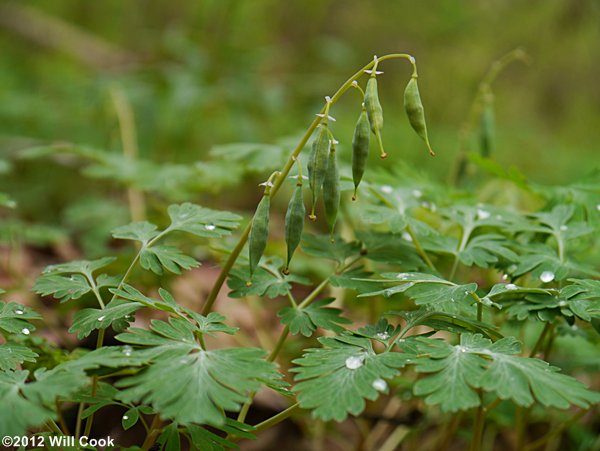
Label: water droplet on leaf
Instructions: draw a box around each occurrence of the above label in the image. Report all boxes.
[539,271,555,283]
[15,309,24,315]
[376,332,390,340]
[506,284,518,290]
[372,378,387,392]
[401,232,413,242]
[204,223,216,231]
[477,209,491,220]
[122,345,133,356]
[345,354,365,370]
[381,185,393,194]
[21,328,30,335]
[97,316,105,321]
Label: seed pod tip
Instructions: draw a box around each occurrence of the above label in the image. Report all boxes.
[282,267,290,275]
[380,152,388,160]
[246,280,253,287]
[309,214,317,221]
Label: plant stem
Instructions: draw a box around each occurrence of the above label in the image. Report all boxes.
[201,53,416,315]
[111,85,146,223]
[268,325,290,362]
[82,329,105,437]
[470,395,485,451]
[142,415,164,451]
[254,403,300,434]
[46,419,63,435]
[529,322,552,357]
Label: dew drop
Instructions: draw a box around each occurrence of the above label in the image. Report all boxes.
[15,309,24,315]
[477,209,491,220]
[558,301,567,307]
[396,273,409,280]
[204,223,216,231]
[481,297,493,306]
[401,232,413,242]
[506,284,518,290]
[122,345,133,356]
[21,328,30,335]
[345,354,365,370]
[559,225,568,231]
[596,204,600,212]
[123,415,129,420]
[372,378,387,392]
[376,332,390,340]
[502,274,509,281]
[381,185,393,194]
[456,345,467,353]
[97,316,106,321]
[412,189,423,198]
[539,271,555,283]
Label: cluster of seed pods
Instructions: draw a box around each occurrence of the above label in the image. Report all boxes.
[247,55,435,283]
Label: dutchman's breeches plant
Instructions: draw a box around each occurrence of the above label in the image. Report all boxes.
[1,52,599,451]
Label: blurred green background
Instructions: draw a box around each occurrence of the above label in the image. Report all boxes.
[1,0,599,229]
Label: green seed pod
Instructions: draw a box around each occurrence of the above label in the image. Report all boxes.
[323,141,340,242]
[248,195,270,284]
[479,99,495,158]
[404,75,435,156]
[284,183,305,274]
[364,76,387,159]
[352,107,370,200]
[307,124,331,220]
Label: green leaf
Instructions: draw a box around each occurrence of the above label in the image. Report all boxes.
[69,299,142,339]
[0,302,41,335]
[412,334,600,412]
[110,284,182,315]
[301,233,361,264]
[167,203,242,238]
[291,336,412,421]
[181,311,239,336]
[0,344,38,371]
[117,346,279,426]
[187,419,255,451]
[209,142,286,173]
[41,257,116,276]
[157,422,181,451]
[112,221,160,244]
[355,231,423,269]
[459,234,518,268]
[413,335,486,412]
[356,272,477,315]
[227,265,309,299]
[278,298,351,337]
[122,407,140,430]
[33,274,91,302]
[0,365,88,435]
[140,245,200,275]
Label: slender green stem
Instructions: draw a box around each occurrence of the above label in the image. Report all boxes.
[450,225,472,280]
[268,326,290,362]
[82,329,105,437]
[405,224,436,272]
[201,53,416,315]
[254,403,300,434]
[470,394,485,451]
[142,415,164,451]
[450,48,529,186]
[46,419,63,435]
[74,401,84,439]
[529,322,552,357]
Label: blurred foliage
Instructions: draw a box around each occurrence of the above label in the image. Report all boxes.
[1,0,599,245]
